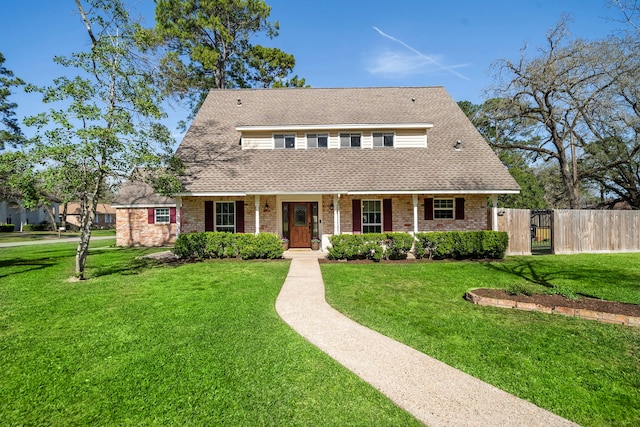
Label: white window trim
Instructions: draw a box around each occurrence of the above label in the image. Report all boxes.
[373,131,395,148]
[273,133,296,149]
[306,133,329,149]
[215,201,236,232]
[433,198,454,220]
[155,207,170,224]
[340,133,362,148]
[362,199,382,233]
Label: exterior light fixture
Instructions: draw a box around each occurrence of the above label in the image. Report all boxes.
[264,202,270,212]
[330,203,334,210]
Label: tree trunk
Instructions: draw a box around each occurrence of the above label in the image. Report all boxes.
[75,197,97,279]
[61,202,68,230]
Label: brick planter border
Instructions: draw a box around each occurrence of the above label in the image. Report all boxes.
[464,289,640,327]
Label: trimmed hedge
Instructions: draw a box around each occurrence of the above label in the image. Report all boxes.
[0,224,15,232]
[173,232,284,260]
[327,232,414,262]
[414,231,508,260]
[21,222,54,232]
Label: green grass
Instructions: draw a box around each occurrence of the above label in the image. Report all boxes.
[321,254,640,427]
[0,228,116,243]
[0,242,419,426]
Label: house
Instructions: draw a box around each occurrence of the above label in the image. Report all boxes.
[114,87,519,248]
[0,200,59,231]
[65,202,117,230]
[112,180,176,246]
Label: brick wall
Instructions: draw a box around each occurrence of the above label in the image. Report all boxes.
[116,208,177,247]
[337,194,488,234]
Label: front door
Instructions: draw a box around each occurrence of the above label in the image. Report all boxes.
[289,203,311,248]
[283,202,319,248]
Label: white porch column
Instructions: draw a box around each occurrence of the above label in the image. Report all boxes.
[412,194,419,234]
[333,194,340,235]
[0,201,7,224]
[254,195,260,235]
[175,196,182,236]
[491,194,499,231]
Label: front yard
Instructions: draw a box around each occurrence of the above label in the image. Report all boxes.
[2,242,639,426]
[322,254,640,427]
[0,242,419,426]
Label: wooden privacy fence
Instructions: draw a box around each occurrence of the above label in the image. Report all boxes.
[492,208,532,255]
[553,209,640,254]
[491,208,640,255]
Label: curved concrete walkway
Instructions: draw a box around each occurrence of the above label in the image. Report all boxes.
[276,251,578,427]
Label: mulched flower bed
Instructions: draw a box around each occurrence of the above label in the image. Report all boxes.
[470,288,640,317]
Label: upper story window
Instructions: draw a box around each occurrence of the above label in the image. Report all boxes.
[434,198,454,219]
[307,133,328,148]
[274,134,295,149]
[373,132,394,147]
[340,133,361,148]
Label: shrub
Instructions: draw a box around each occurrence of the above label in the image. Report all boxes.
[383,232,414,260]
[0,224,15,232]
[415,231,509,260]
[327,233,414,261]
[22,222,52,232]
[173,232,284,260]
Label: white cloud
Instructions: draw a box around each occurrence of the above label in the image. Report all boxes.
[369,26,470,80]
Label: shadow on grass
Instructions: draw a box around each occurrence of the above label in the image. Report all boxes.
[88,249,184,279]
[484,259,562,289]
[0,257,57,278]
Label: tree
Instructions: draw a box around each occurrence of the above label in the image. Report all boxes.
[24,0,178,279]
[0,52,24,150]
[153,0,305,115]
[458,100,547,208]
[489,18,637,208]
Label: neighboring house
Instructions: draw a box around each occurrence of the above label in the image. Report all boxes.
[65,202,117,230]
[115,86,519,248]
[112,180,177,246]
[0,200,59,231]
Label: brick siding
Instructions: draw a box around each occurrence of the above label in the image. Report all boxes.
[116,208,177,247]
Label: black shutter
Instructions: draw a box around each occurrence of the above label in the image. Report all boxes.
[455,197,465,220]
[424,198,433,220]
[352,199,361,233]
[383,198,392,232]
[235,200,245,233]
[204,201,214,231]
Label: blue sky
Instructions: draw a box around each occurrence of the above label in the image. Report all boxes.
[0,0,627,142]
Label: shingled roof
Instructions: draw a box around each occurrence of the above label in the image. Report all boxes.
[175,87,519,195]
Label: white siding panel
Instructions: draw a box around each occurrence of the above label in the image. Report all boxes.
[395,129,427,148]
[241,131,273,149]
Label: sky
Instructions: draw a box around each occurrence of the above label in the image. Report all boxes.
[0,0,629,146]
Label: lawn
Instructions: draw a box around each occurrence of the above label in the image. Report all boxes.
[0,243,419,426]
[0,228,116,243]
[321,254,640,427]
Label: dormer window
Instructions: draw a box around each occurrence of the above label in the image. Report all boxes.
[373,132,394,147]
[274,134,295,149]
[340,133,361,148]
[307,133,328,148]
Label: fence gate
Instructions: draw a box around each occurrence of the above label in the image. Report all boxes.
[530,210,553,254]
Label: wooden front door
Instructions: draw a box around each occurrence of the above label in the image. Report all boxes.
[289,203,311,248]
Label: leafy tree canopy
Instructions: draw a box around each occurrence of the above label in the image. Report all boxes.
[0,52,24,150]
